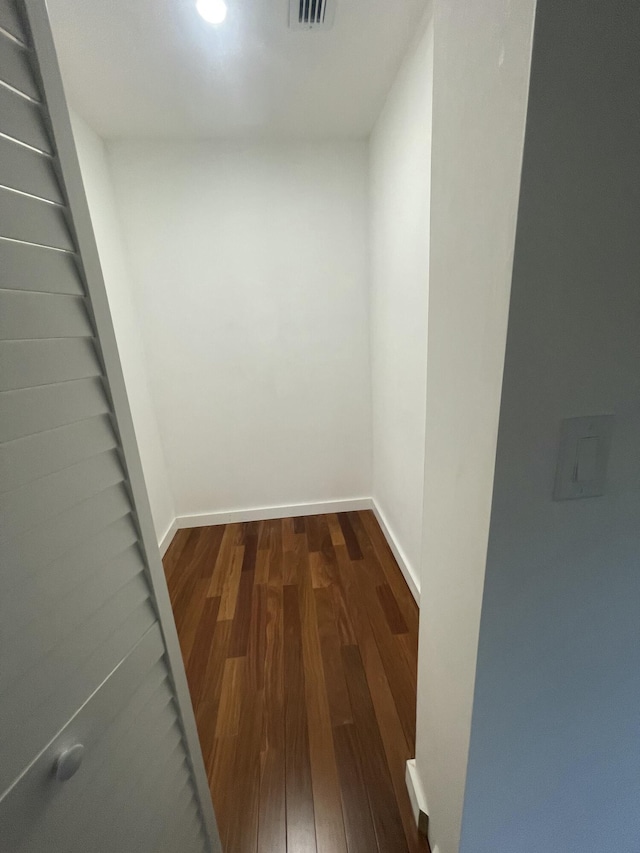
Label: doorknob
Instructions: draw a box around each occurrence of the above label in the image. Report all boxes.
[55,744,84,782]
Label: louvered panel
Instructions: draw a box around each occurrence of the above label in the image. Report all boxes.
[1,546,146,688]
[75,721,185,849]
[0,133,63,202]
[0,449,123,536]
[159,796,204,853]
[0,237,81,293]
[0,186,73,249]
[0,413,116,492]
[0,585,157,795]
[0,289,90,339]
[0,92,52,154]
[0,4,216,849]
[2,525,139,639]
[0,376,108,442]
[0,626,208,853]
[0,31,38,99]
[3,482,131,580]
[0,82,51,152]
[0,337,100,391]
[0,0,26,43]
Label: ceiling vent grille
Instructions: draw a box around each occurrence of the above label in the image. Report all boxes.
[289,0,336,31]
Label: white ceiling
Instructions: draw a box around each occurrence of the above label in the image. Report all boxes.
[47,0,427,140]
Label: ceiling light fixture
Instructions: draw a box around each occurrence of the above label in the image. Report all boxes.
[196,0,227,25]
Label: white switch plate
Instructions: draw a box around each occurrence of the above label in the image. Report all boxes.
[553,415,614,500]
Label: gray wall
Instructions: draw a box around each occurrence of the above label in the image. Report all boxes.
[460,2,640,851]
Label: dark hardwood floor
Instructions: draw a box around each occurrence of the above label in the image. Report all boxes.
[163,510,429,853]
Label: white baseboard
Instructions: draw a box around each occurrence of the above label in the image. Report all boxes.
[175,497,373,530]
[160,497,421,607]
[371,501,420,603]
[406,759,429,838]
[158,518,178,557]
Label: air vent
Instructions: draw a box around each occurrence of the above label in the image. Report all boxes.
[289,0,336,30]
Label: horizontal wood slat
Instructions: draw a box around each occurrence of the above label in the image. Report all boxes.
[4,482,132,579]
[0,337,100,391]
[0,548,147,691]
[2,521,140,638]
[0,591,157,797]
[0,625,206,853]
[0,413,116,493]
[0,33,38,99]
[0,0,26,43]
[0,82,51,151]
[0,448,124,537]
[0,236,82,293]
[0,4,212,849]
[0,376,108,442]
[0,185,73,249]
[0,290,90,340]
[0,132,62,201]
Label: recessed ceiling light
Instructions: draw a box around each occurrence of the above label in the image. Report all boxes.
[196,0,227,25]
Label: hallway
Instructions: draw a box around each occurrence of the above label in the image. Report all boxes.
[164,511,428,853]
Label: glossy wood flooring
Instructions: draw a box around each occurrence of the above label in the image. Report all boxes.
[164,511,429,853]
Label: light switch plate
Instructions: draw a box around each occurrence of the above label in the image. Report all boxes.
[553,415,614,501]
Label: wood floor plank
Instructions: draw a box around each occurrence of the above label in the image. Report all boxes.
[163,512,427,853]
[218,545,245,621]
[342,644,407,853]
[208,733,237,847]
[304,514,322,552]
[247,581,267,691]
[225,678,263,853]
[326,513,346,548]
[348,512,388,586]
[337,513,363,561]
[215,656,246,738]
[333,544,426,853]
[257,518,283,585]
[176,577,210,661]
[314,586,353,727]
[283,583,317,853]
[199,525,226,578]
[242,521,259,572]
[259,574,286,853]
[331,580,357,647]
[163,528,192,584]
[283,519,306,586]
[333,723,379,853]
[186,594,221,702]
[358,510,419,635]
[352,555,416,751]
[208,523,243,597]
[377,583,409,635]
[169,528,203,611]
[196,619,233,770]
[309,516,339,588]
[228,568,255,657]
[299,566,348,853]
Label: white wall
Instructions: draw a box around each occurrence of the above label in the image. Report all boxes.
[460,3,640,851]
[369,7,433,598]
[71,112,176,544]
[414,2,536,852]
[106,141,371,520]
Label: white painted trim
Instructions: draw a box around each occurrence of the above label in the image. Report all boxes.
[175,497,372,529]
[163,498,422,608]
[25,4,222,845]
[406,759,429,837]
[371,501,420,603]
[159,518,179,557]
